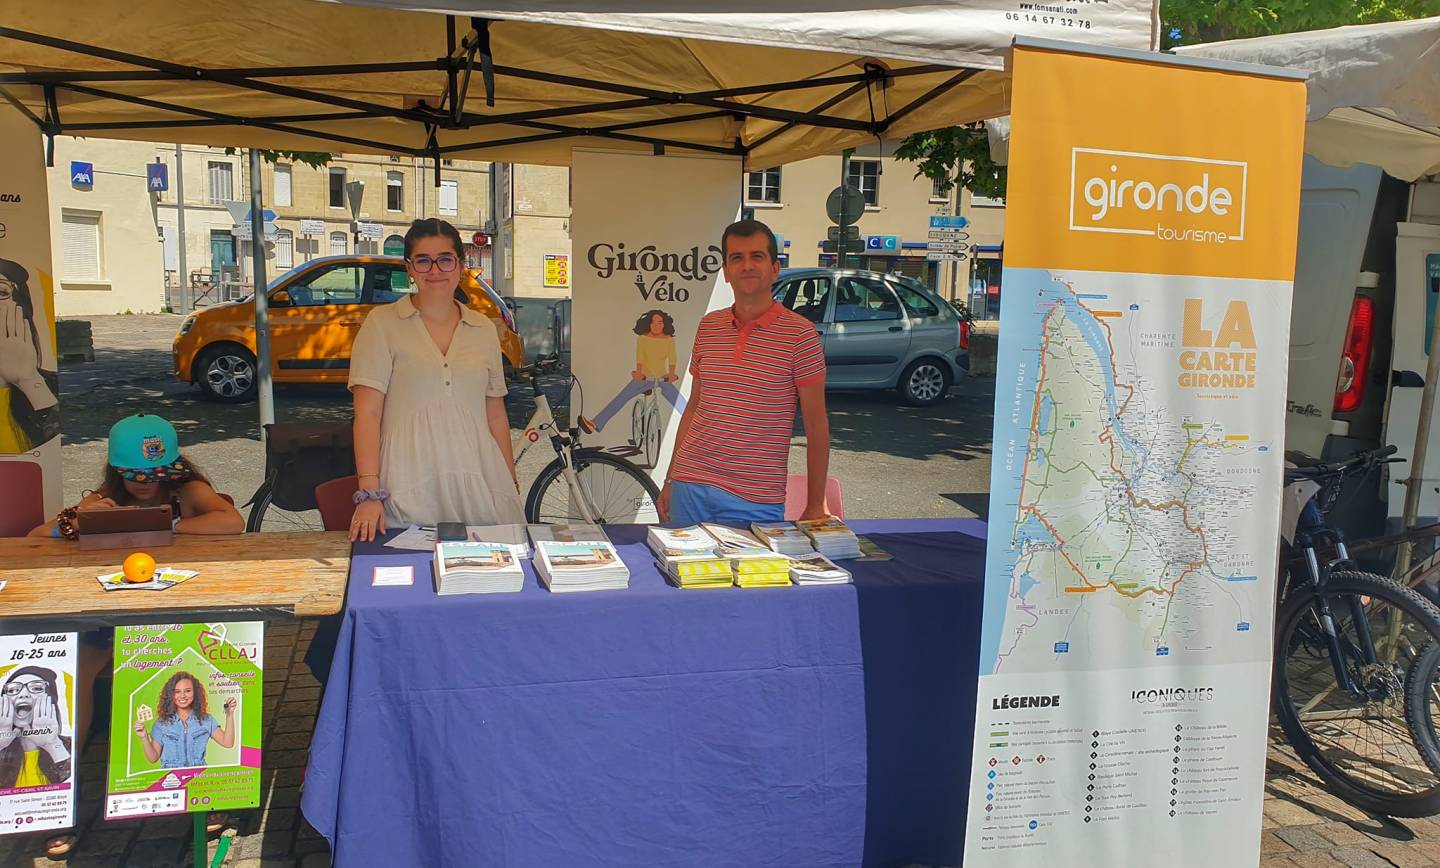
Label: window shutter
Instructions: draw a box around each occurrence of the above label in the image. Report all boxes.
[62,213,101,280]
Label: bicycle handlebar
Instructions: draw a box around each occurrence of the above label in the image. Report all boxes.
[1284,444,1401,482]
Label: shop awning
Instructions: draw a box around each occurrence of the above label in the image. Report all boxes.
[0,0,1158,170]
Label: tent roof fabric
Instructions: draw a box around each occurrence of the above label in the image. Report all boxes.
[0,0,1157,168]
[1177,17,1440,181]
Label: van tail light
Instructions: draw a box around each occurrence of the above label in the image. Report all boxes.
[1334,294,1375,413]
[959,319,971,351]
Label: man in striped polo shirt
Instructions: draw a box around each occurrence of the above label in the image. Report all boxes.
[661,219,831,526]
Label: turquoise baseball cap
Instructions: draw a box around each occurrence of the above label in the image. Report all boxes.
[108,414,191,481]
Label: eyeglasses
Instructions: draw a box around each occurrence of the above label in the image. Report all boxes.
[407,254,459,274]
[2,683,47,697]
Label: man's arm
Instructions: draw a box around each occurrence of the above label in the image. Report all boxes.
[658,379,702,521]
[796,381,831,520]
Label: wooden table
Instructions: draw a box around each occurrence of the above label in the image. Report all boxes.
[0,532,351,632]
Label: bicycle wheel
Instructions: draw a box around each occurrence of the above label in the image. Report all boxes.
[526,451,660,525]
[644,405,661,468]
[244,477,324,534]
[1273,570,1440,816]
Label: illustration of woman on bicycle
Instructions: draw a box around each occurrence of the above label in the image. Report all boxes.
[581,309,687,435]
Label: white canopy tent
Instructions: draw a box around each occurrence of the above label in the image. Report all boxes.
[0,0,1158,431]
[0,1,1156,170]
[1177,16,1440,181]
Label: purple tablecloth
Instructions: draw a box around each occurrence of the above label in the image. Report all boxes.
[301,518,986,867]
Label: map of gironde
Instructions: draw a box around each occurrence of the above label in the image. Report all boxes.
[980,269,1282,675]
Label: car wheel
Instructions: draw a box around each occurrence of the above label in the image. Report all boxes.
[898,358,951,407]
[196,345,258,403]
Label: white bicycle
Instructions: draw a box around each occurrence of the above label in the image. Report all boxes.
[515,358,661,525]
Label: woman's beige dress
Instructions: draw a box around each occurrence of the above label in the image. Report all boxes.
[348,295,524,527]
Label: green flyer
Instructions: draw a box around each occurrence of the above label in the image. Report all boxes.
[106,622,263,820]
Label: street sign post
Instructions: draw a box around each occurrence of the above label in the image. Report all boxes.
[929,215,969,229]
[825,180,866,265]
[928,229,970,240]
[827,225,860,241]
[926,252,968,262]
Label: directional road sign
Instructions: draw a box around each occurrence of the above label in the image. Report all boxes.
[929,215,969,229]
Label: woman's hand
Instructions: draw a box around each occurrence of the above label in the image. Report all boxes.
[134,719,147,739]
[350,499,386,542]
[29,695,64,753]
[78,497,118,511]
[223,697,236,714]
[630,369,645,381]
[0,696,17,752]
[0,300,39,389]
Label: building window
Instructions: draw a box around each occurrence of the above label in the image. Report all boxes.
[274,164,292,207]
[383,234,405,257]
[61,211,102,281]
[847,160,880,206]
[329,168,347,208]
[329,232,347,256]
[970,193,1005,208]
[439,180,458,216]
[930,176,949,202]
[275,229,294,269]
[207,161,233,204]
[746,168,781,204]
[386,172,404,212]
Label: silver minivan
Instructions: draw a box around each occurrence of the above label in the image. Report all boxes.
[772,268,969,406]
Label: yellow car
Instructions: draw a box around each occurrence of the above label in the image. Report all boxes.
[174,255,525,402]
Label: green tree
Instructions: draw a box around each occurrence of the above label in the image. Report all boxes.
[224,148,331,169]
[896,0,1440,200]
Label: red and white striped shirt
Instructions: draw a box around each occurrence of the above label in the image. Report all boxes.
[669,301,826,503]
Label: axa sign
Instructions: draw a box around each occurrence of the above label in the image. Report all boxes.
[70,161,94,188]
[1069,148,1247,245]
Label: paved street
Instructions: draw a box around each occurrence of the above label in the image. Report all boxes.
[4,313,1438,866]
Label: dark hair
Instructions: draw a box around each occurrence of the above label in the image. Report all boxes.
[633,309,676,337]
[3,666,60,707]
[0,258,45,357]
[720,219,778,260]
[157,670,209,722]
[97,455,211,505]
[403,218,465,260]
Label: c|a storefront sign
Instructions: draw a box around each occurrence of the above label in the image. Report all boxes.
[964,40,1305,867]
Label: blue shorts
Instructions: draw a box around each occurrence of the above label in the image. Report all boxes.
[669,481,783,527]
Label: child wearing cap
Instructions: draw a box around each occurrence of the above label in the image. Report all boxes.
[28,413,242,538]
[22,413,239,856]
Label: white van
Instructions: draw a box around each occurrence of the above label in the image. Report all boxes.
[1289,156,1440,539]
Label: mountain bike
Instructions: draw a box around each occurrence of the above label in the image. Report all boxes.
[1274,444,1440,817]
[516,358,660,524]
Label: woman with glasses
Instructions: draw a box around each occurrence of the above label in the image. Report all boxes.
[0,667,72,788]
[347,218,524,541]
[0,258,61,453]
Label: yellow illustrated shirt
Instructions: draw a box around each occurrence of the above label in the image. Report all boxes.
[15,749,49,787]
[0,387,32,453]
[635,335,677,380]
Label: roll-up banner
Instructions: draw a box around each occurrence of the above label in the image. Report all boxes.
[965,40,1306,866]
[569,149,740,491]
[0,107,63,519]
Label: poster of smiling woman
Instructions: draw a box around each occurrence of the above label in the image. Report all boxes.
[106,623,262,820]
[0,633,78,836]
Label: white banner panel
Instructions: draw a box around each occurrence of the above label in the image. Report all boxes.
[570,149,740,490]
[0,107,62,520]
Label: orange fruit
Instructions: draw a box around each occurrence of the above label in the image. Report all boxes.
[122,552,157,583]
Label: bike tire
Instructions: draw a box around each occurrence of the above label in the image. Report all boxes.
[245,478,274,533]
[1273,570,1440,817]
[525,450,660,525]
[644,406,660,468]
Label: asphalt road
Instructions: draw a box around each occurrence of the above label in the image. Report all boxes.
[53,314,995,524]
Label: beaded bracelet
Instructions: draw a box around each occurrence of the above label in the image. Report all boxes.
[351,488,390,506]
